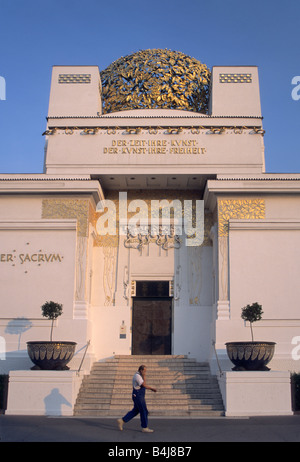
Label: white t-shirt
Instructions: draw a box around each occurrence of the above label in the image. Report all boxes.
[132,372,144,390]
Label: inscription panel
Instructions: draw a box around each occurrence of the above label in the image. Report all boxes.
[103,138,206,155]
[45,127,265,174]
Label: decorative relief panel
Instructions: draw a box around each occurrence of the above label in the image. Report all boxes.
[94,234,119,248]
[58,74,91,84]
[92,190,213,248]
[219,73,252,83]
[103,246,117,306]
[43,126,264,137]
[42,199,90,237]
[203,212,213,246]
[188,246,202,306]
[42,199,92,304]
[218,199,265,237]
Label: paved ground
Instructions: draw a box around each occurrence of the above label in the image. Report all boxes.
[1,415,300,444]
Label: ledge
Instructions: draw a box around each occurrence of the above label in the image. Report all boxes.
[0,176,104,204]
[229,219,300,231]
[218,371,293,416]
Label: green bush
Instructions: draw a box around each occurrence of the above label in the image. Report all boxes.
[241,302,263,342]
[291,373,300,411]
[41,301,63,341]
[0,375,8,411]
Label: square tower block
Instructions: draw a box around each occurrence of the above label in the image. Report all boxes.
[47,66,102,117]
[209,66,261,117]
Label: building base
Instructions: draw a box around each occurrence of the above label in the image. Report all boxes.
[218,371,293,416]
[6,370,83,416]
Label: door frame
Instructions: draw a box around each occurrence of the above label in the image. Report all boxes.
[131,280,174,355]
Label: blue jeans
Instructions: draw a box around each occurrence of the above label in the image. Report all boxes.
[122,387,148,428]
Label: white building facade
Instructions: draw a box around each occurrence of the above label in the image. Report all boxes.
[1,51,299,415]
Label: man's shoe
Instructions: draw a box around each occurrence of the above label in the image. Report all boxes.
[117,418,124,431]
[142,427,154,433]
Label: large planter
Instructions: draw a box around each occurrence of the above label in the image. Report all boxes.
[27,341,77,370]
[225,341,276,371]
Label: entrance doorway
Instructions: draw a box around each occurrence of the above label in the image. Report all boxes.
[132,281,172,355]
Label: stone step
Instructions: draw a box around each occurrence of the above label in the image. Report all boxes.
[81,383,220,390]
[90,373,211,378]
[77,395,223,404]
[89,371,212,378]
[74,409,224,417]
[78,383,221,391]
[80,381,220,390]
[75,402,224,411]
[76,391,223,400]
[96,358,207,363]
[74,408,225,417]
[90,368,211,375]
[83,372,218,380]
[79,387,221,395]
[91,366,210,373]
[114,355,188,359]
[76,400,224,408]
[91,359,207,365]
[91,360,209,366]
[73,355,225,417]
[90,364,200,370]
[82,379,219,393]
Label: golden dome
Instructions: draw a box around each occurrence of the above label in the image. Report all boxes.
[100,49,210,114]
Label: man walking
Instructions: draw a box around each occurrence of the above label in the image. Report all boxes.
[117,365,157,433]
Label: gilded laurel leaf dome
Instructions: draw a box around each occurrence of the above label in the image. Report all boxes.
[100,49,211,114]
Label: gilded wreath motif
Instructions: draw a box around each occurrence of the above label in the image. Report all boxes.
[100,49,210,114]
[218,199,265,237]
[42,199,90,237]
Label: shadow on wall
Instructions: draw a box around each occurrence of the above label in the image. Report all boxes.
[1,318,33,373]
[44,388,72,416]
[5,318,33,350]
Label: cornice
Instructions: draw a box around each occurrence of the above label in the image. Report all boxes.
[47,114,263,120]
[0,175,104,204]
[208,177,300,191]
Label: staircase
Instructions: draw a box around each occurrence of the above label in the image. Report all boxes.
[74,355,224,417]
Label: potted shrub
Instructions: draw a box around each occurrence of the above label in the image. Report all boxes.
[27,301,76,370]
[225,302,276,371]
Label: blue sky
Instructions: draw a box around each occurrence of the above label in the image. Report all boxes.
[0,0,299,173]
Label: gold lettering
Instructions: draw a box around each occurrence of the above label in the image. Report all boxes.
[0,254,13,262]
[104,147,118,154]
[103,139,206,155]
[169,147,206,154]
[19,254,31,264]
[122,147,147,154]
[51,254,62,262]
[171,140,198,147]
[4,252,63,265]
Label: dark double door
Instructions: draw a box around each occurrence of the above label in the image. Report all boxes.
[132,297,172,355]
